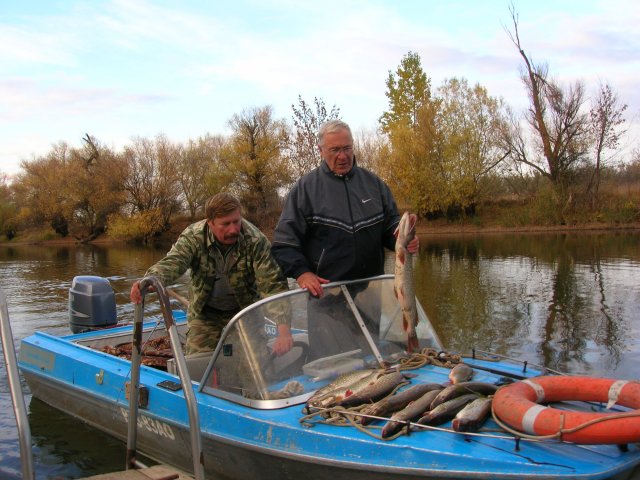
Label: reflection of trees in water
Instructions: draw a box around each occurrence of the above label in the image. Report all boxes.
[415,233,638,375]
[540,243,588,372]
[590,254,625,370]
[418,240,532,355]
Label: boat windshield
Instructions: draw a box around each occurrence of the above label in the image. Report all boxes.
[199,275,442,409]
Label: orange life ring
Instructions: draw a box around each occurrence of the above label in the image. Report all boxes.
[492,376,640,444]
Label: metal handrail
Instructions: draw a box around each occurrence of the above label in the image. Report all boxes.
[126,276,205,479]
[0,289,35,479]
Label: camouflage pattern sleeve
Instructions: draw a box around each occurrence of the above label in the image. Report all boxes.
[145,221,203,288]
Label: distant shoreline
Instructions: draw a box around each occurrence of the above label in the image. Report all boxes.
[2,220,639,247]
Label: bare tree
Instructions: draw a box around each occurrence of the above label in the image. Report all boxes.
[289,95,340,177]
[178,134,227,219]
[121,134,181,231]
[68,134,126,241]
[587,82,628,207]
[224,106,292,220]
[353,128,389,173]
[505,7,591,190]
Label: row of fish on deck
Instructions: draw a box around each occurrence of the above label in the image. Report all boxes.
[302,349,502,440]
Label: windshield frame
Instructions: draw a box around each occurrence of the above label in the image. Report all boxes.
[198,274,443,409]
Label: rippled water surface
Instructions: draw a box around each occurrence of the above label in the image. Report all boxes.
[1,232,639,478]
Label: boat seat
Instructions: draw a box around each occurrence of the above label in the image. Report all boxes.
[166,351,213,383]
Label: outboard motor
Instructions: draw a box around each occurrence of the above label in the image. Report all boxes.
[69,276,117,333]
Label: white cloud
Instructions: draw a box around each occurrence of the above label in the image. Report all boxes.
[0,0,638,175]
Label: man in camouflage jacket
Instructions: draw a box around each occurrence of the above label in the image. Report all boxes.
[131,193,291,355]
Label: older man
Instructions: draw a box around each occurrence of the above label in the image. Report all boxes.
[271,119,418,296]
[131,192,292,355]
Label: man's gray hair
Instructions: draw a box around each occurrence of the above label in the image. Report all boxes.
[318,120,352,146]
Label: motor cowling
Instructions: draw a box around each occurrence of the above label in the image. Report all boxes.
[69,276,117,333]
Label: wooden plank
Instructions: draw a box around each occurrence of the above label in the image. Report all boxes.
[81,464,193,480]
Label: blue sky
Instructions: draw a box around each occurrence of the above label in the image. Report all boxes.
[1,0,638,176]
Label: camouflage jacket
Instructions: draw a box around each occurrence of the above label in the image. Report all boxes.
[145,218,289,323]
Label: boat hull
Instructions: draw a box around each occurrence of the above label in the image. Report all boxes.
[20,344,640,480]
[17,276,640,480]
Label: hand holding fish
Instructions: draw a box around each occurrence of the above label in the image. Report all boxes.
[406,235,419,254]
[394,212,420,353]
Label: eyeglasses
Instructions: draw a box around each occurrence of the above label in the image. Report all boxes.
[326,145,353,155]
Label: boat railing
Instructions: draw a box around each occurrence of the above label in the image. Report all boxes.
[131,276,205,480]
[0,288,35,480]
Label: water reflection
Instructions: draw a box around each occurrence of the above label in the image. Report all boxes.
[415,232,640,377]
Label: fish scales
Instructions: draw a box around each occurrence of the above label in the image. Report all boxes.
[452,396,493,432]
[381,389,443,438]
[416,393,480,427]
[307,369,383,409]
[359,383,443,425]
[306,369,379,407]
[338,370,407,408]
[430,382,498,410]
[394,212,419,353]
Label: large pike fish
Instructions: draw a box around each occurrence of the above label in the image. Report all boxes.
[337,370,408,408]
[309,368,377,402]
[306,369,382,410]
[394,211,419,353]
[307,369,409,410]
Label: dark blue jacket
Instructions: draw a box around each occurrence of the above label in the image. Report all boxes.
[271,161,400,281]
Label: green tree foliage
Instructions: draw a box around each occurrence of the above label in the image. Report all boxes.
[289,95,341,177]
[379,53,506,217]
[378,51,440,214]
[223,106,292,221]
[437,78,509,214]
[380,105,442,215]
[379,51,432,133]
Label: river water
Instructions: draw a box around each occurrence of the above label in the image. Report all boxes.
[0,231,639,479]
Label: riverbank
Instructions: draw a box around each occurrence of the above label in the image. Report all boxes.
[2,218,639,247]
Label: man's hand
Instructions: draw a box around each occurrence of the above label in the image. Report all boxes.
[130,281,143,304]
[407,235,420,254]
[296,271,330,297]
[130,280,155,304]
[272,324,293,356]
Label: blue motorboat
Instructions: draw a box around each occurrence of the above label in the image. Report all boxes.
[18,274,640,479]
